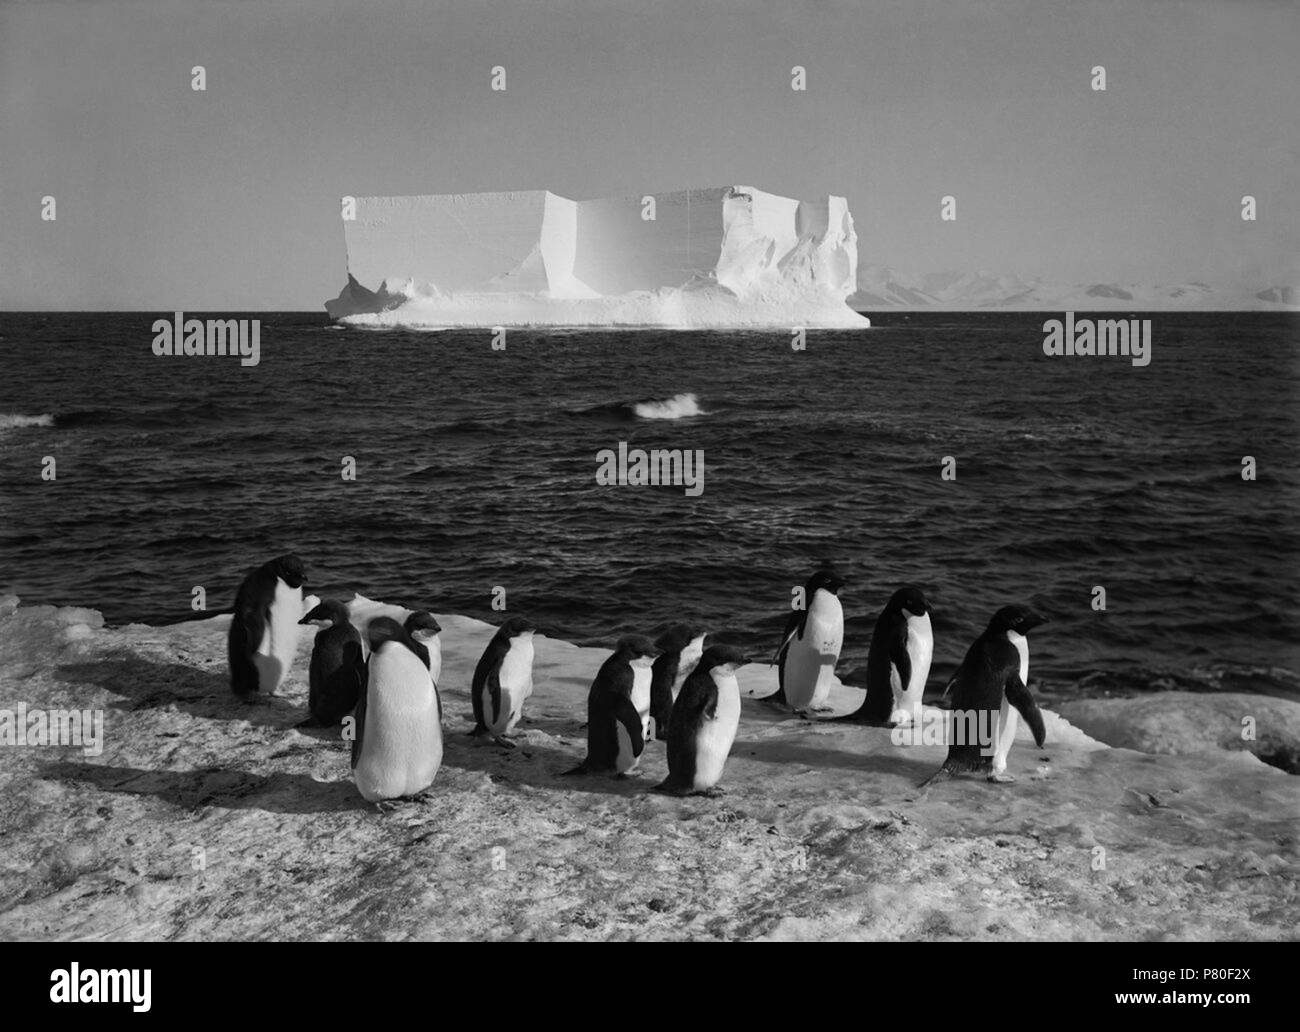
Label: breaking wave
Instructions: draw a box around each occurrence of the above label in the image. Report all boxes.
[632,392,707,420]
[0,413,54,434]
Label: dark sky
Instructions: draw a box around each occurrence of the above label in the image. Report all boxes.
[2,0,1296,308]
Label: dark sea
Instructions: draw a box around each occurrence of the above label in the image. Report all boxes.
[2,311,1297,701]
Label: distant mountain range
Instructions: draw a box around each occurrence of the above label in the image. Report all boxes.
[849,265,1297,310]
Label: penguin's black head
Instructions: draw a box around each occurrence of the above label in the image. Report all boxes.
[404,610,441,640]
[268,553,307,589]
[299,598,349,627]
[805,570,844,596]
[615,634,661,663]
[366,615,407,652]
[890,585,930,618]
[498,615,537,637]
[699,643,750,675]
[988,605,1046,636]
[654,623,706,653]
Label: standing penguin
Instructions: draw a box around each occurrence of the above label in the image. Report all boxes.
[228,553,308,699]
[769,570,844,713]
[564,635,660,776]
[922,605,1047,786]
[654,644,750,797]
[352,616,444,803]
[650,624,707,740]
[837,586,933,726]
[470,616,537,748]
[298,599,365,726]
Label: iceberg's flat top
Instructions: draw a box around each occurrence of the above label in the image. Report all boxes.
[329,185,867,328]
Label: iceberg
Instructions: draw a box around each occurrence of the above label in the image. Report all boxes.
[326,187,868,328]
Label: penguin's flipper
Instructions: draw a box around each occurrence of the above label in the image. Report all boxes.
[649,657,676,741]
[227,604,265,698]
[469,653,489,731]
[889,627,913,704]
[612,693,646,759]
[341,639,366,717]
[485,668,503,727]
[770,610,802,666]
[1005,673,1046,747]
[350,677,368,770]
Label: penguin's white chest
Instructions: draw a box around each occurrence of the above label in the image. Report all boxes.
[490,636,535,733]
[693,673,741,790]
[355,644,443,802]
[631,663,652,742]
[252,578,302,695]
[421,635,443,687]
[673,635,706,701]
[992,631,1030,771]
[784,591,843,710]
[891,613,934,722]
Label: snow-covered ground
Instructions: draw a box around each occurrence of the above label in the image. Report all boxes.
[1,595,1295,940]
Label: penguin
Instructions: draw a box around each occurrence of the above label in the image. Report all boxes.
[297,599,365,726]
[469,616,536,748]
[768,570,844,713]
[227,553,308,699]
[564,635,660,776]
[403,610,443,721]
[837,586,933,726]
[352,616,444,803]
[921,605,1047,786]
[403,610,442,687]
[654,644,750,797]
[650,624,707,741]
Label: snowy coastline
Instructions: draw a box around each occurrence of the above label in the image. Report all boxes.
[1,595,1295,940]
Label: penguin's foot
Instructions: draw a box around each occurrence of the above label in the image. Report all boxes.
[493,735,519,750]
[467,724,490,738]
[696,786,726,799]
[373,799,405,814]
[808,705,835,714]
[987,772,1016,784]
[615,769,645,780]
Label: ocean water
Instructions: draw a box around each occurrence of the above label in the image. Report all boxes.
[1,311,1297,700]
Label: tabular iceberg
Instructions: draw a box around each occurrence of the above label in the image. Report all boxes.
[325,187,869,328]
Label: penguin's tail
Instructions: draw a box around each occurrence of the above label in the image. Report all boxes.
[651,778,687,796]
[918,767,952,789]
[560,762,589,777]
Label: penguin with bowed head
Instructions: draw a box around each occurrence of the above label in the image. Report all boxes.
[650,623,707,741]
[298,598,365,726]
[837,586,933,727]
[921,604,1047,787]
[564,634,660,777]
[654,644,750,797]
[228,553,308,699]
[403,610,442,688]
[352,615,444,804]
[768,569,844,714]
[470,615,537,748]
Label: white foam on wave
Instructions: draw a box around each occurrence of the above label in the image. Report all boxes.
[633,392,707,420]
[0,413,54,433]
